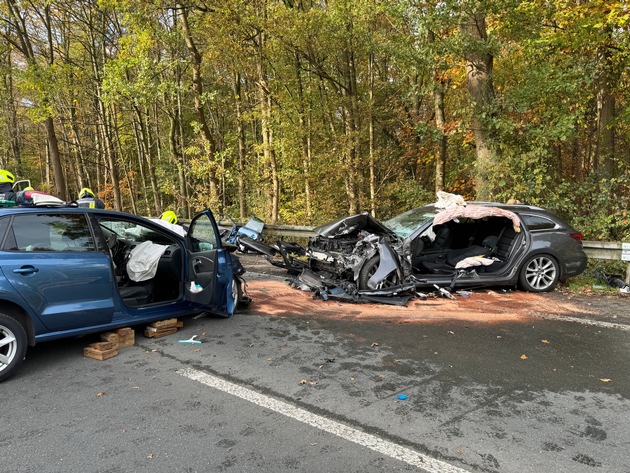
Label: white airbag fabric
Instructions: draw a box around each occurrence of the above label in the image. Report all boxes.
[127,240,169,282]
[455,256,496,269]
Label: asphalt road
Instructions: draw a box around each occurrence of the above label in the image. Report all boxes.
[2,264,630,473]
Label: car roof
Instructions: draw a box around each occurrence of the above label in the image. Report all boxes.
[0,206,144,219]
[416,201,573,227]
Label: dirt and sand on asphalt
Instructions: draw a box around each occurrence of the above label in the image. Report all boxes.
[237,253,630,324]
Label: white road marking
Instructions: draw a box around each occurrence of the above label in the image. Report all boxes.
[534,313,630,332]
[178,367,469,473]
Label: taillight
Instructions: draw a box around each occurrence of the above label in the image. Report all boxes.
[570,232,583,241]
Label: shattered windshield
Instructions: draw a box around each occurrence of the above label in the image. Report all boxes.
[383,206,437,238]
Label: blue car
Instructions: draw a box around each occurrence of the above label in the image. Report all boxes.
[0,207,235,382]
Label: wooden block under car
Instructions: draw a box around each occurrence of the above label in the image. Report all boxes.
[83,342,118,361]
[148,318,178,329]
[143,327,178,338]
[90,341,115,351]
[115,327,135,347]
[100,332,121,349]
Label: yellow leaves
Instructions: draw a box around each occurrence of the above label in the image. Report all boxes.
[520,354,528,360]
[599,378,612,383]
[96,391,106,397]
[541,339,550,344]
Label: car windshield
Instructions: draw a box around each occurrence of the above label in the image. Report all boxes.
[383,206,437,238]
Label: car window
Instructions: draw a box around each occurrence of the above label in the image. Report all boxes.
[188,214,218,252]
[100,220,175,245]
[3,213,95,252]
[522,214,557,231]
[383,207,437,238]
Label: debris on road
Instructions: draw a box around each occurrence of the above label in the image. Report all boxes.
[178,335,202,345]
[595,269,630,293]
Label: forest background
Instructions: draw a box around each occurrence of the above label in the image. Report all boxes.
[0,0,628,240]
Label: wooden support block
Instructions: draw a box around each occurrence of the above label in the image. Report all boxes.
[144,327,178,338]
[148,318,178,329]
[84,346,118,361]
[176,321,184,328]
[145,325,175,333]
[115,328,135,347]
[116,327,134,338]
[88,341,115,351]
[100,332,121,350]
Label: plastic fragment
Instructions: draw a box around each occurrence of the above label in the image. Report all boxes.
[178,335,202,345]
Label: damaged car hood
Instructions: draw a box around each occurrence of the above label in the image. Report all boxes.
[313,212,396,238]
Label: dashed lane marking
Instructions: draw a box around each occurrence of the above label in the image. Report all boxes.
[178,367,469,473]
[534,313,630,332]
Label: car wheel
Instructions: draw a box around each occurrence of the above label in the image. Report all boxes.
[519,254,559,292]
[0,314,27,382]
[232,276,243,308]
[358,255,400,290]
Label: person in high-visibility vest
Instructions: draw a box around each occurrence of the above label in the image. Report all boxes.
[0,170,16,205]
[76,187,105,209]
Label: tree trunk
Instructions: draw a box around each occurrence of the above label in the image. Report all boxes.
[341,45,360,215]
[258,71,279,224]
[175,85,190,218]
[429,30,447,193]
[461,12,496,201]
[595,27,616,178]
[233,74,248,220]
[176,3,219,205]
[130,109,151,214]
[3,50,21,175]
[255,21,279,224]
[434,82,447,193]
[44,117,67,200]
[295,54,312,222]
[368,53,376,218]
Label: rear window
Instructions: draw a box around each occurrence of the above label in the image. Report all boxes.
[522,215,557,231]
[3,213,96,252]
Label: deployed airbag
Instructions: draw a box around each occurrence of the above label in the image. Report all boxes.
[127,240,169,282]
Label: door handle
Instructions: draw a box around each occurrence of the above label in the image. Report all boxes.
[13,266,39,275]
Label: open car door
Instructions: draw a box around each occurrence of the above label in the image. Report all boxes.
[185,210,235,317]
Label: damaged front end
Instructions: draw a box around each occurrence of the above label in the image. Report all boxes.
[307,212,408,289]
[239,211,416,303]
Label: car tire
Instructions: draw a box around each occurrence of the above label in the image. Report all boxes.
[232,276,243,308]
[0,314,27,382]
[519,254,559,292]
[358,255,400,290]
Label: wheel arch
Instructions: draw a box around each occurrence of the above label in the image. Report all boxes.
[0,300,35,346]
[518,249,565,280]
[518,252,561,292]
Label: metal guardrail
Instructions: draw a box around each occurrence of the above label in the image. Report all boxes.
[262,225,630,282]
[263,224,316,239]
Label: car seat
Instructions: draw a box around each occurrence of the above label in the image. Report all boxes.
[420,235,498,273]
